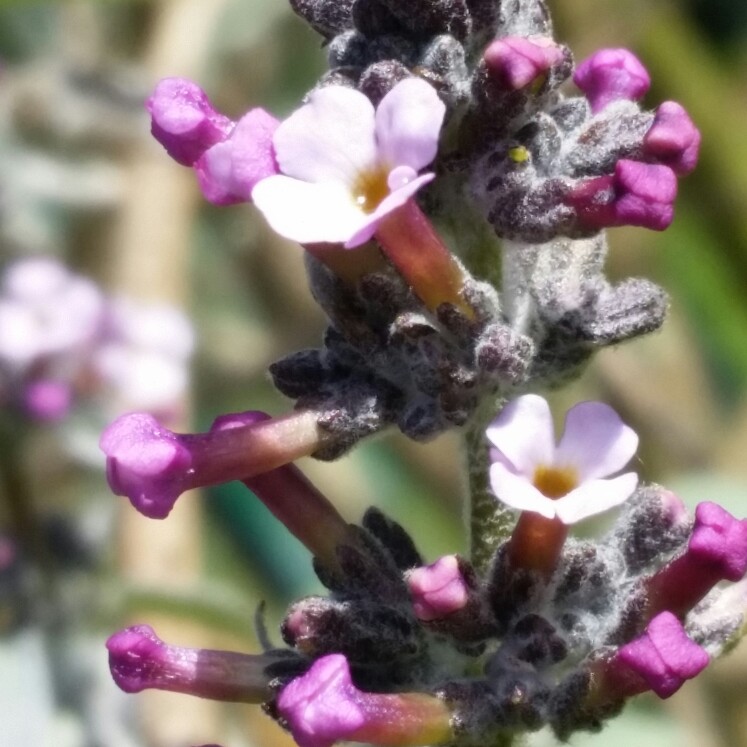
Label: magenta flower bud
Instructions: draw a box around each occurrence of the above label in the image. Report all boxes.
[22,379,72,422]
[569,159,678,231]
[573,48,650,113]
[689,502,747,580]
[100,412,192,519]
[484,36,565,90]
[645,502,747,619]
[407,555,470,622]
[147,77,234,166]
[616,612,709,698]
[643,101,701,175]
[106,625,272,703]
[277,654,453,747]
[195,108,280,205]
[100,409,329,519]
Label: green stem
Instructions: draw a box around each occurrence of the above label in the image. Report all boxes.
[464,400,515,576]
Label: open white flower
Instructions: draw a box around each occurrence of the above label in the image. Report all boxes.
[487,394,639,524]
[251,78,445,248]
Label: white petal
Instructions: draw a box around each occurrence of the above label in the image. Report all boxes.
[485,394,555,475]
[554,472,638,524]
[489,462,557,519]
[252,175,368,245]
[375,78,445,171]
[555,401,638,480]
[273,86,376,185]
[344,171,435,248]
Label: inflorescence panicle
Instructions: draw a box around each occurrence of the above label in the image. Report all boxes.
[100,1,746,746]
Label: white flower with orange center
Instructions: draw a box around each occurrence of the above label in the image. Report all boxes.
[486,394,639,524]
[251,78,445,248]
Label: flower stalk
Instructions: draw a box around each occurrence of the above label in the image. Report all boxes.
[375,200,473,316]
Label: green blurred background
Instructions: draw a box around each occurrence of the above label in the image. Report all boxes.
[0,1,746,745]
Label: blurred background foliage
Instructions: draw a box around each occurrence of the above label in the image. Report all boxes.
[0,1,746,746]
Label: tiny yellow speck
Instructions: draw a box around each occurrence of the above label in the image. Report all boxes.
[508,146,530,164]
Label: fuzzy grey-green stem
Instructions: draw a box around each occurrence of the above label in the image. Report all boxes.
[464,400,515,575]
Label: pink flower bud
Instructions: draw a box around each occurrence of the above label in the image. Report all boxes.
[569,160,678,231]
[484,36,565,90]
[100,410,329,519]
[573,48,650,113]
[195,108,280,205]
[407,555,470,621]
[147,77,233,166]
[644,502,747,619]
[643,101,701,175]
[107,624,272,702]
[277,654,452,747]
[617,612,709,698]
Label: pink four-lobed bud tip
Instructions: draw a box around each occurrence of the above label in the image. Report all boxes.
[407,555,470,622]
[107,624,166,693]
[573,48,650,113]
[643,101,701,176]
[617,611,709,698]
[278,654,366,747]
[99,412,191,519]
[196,108,280,205]
[484,36,565,90]
[277,654,452,747]
[569,159,678,231]
[688,501,747,582]
[107,624,273,703]
[147,77,234,166]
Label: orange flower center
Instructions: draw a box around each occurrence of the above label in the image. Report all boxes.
[351,166,390,214]
[532,465,579,499]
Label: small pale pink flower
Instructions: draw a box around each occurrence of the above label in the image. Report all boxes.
[252,78,445,248]
[486,394,639,524]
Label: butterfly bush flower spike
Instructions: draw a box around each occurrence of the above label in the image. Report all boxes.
[102,1,747,745]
